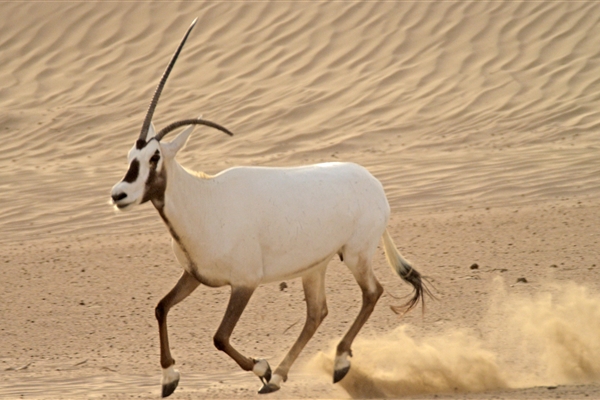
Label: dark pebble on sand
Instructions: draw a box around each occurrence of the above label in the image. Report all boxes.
[470,263,479,270]
[516,277,528,283]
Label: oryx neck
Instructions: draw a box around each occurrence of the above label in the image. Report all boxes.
[155,159,209,212]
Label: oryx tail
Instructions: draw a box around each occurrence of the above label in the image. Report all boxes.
[382,230,429,314]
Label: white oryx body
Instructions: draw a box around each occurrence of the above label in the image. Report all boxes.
[163,161,389,287]
[110,19,427,397]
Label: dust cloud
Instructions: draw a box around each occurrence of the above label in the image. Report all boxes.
[307,280,600,398]
[308,327,508,398]
[503,281,600,386]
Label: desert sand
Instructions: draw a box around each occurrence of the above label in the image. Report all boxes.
[1,1,600,399]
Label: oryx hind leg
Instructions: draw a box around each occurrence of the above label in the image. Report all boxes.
[155,270,200,398]
[259,263,329,394]
[213,286,272,386]
[334,253,383,383]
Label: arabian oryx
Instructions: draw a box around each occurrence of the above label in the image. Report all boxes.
[110,18,429,397]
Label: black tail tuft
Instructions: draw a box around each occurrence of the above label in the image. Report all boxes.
[391,266,436,316]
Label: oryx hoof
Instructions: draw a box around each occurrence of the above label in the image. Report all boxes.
[161,366,180,398]
[252,358,271,383]
[333,350,351,383]
[333,365,350,383]
[162,380,179,398]
[258,382,281,394]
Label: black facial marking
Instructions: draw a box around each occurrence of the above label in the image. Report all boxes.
[123,159,140,183]
[141,158,166,207]
[150,150,161,165]
[135,139,146,150]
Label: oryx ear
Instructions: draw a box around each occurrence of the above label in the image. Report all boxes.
[162,124,194,158]
[145,122,156,142]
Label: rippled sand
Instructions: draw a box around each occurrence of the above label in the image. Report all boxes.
[2,2,599,399]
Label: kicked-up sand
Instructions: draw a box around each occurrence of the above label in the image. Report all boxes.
[1,1,600,398]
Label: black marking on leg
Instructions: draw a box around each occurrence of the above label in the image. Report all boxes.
[261,362,272,383]
[254,358,272,385]
[161,378,179,398]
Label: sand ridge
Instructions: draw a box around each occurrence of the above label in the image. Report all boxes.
[1,1,600,398]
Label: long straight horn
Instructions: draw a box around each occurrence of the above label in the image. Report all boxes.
[137,18,198,146]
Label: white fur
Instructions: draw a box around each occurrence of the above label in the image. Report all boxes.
[269,374,283,388]
[252,359,269,377]
[334,351,351,372]
[112,126,391,288]
[161,365,180,386]
[163,160,388,287]
[382,229,412,276]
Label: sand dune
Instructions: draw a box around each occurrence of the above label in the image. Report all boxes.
[1,1,599,398]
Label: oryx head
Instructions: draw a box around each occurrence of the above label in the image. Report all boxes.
[110,18,232,211]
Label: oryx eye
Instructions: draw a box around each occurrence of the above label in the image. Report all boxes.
[150,152,160,164]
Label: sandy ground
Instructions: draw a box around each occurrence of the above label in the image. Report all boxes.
[1,1,600,399]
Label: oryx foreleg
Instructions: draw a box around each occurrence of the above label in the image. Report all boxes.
[155,270,200,398]
[213,286,272,384]
[259,265,328,394]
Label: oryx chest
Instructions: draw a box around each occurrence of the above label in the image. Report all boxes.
[170,239,231,288]
[159,207,232,288]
